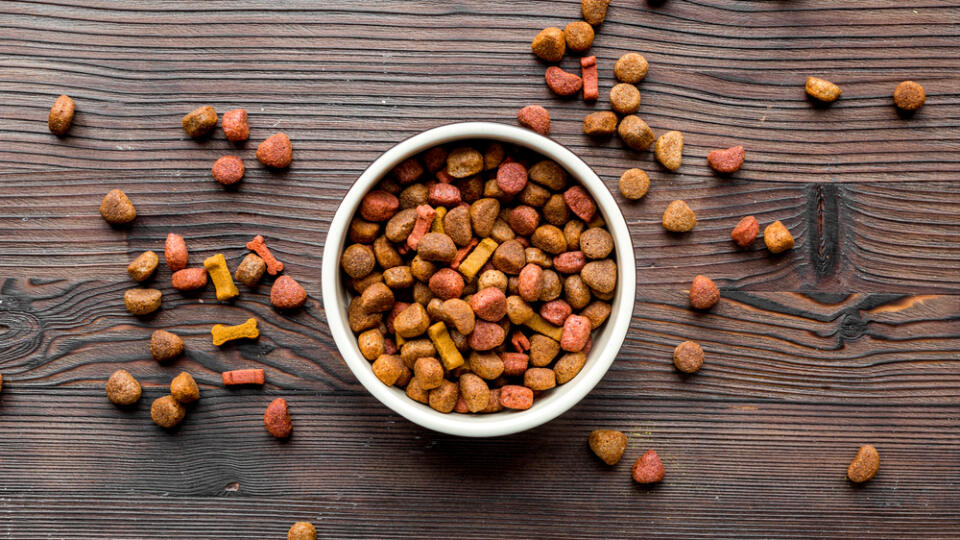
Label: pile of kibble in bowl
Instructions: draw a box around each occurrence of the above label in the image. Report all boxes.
[340,141,617,414]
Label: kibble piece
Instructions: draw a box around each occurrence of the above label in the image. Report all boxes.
[287,522,317,540]
[499,385,534,410]
[579,228,613,259]
[673,341,704,373]
[532,225,567,255]
[204,253,240,301]
[164,233,188,272]
[150,329,184,362]
[105,369,141,406]
[222,368,265,386]
[150,395,186,428]
[731,216,759,248]
[554,352,588,384]
[580,259,616,294]
[524,367,557,391]
[127,251,159,282]
[48,94,75,135]
[483,142,505,171]
[212,155,244,185]
[564,21,595,52]
[99,189,136,225]
[618,115,655,151]
[182,105,217,138]
[589,430,627,465]
[257,133,293,168]
[235,253,267,286]
[614,53,649,84]
[894,80,925,111]
[459,373,491,413]
[707,145,745,174]
[264,398,293,439]
[545,67,583,96]
[468,352,504,380]
[661,200,696,232]
[358,329,385,361]
[221,108,250,142]
[581,0,611,25]
[428,379,459,413]
[171,268,208,291]
[610,83,641,114]
[211,318,259,346]
[632,449,665,484]
[805,76,842,102]
[171,371,199,403]
[689,275,720,310]
[124,288,162,316]
[531,27,565,62]
[372,354,405,386]
[446,147,484,178]
[441,298,475,335]
[341,244,376,279]
[764,220,795,254]
[583,111,618,136]
[517,105,551,136]
[618,169,649,200]
[395,303,431,339]
[847,444,880,483]
[271,275,308,310]
[361,190,400,222]
[582,300,611,329]
[654,130,683,171]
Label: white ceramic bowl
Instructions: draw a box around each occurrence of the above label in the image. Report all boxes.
[321,122,636,437]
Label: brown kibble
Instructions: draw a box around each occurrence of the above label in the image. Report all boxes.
[764,220,795,254]
[673,341,704,373]
[264,398,293,439]
[372,354,406,386]
[707,145,745,174]
[106,369,141,406]
[441,298,475,335]
[894,81,925,111]
[181,105,217,138]
[127,251,159,282]
[689,275,720,310]
[581,0,611,25]
[847,444,880,483]
[580,259,616,294]
[171,267,208,291]
[517,105,551,136]
[164,233,188,272]
[589,430,627,465]
[99,189,136,225]
[271,275,308,309]
[446,147,484,179]
[614,53,648,84]
[524,367,557,391]
[428,379,459,413]
[532,225,567,255]
[579,228,613,260]
[564,21,595,52]
[287,522,317,540]
[417,232,457,263]
[632,449,665,483]
[545,66,583,97]
[235,253,267,286]
[124,288,162,316]
[221,108,249,142]
[257,133,293,168]
[529,160,568,191]
[583,111,618,136]
[618,169,649,200]
[394,302,431,338]
[150,395,186,429]
[662,200,696,232]
[150,329,184,362]
[348,297,382,333]
[469,352,504,380]
[413,356,444,390]
[531,27,565,62]
[341,244,376,279]
[654,130,683,171]
[48,94,75,135]
[459,373,491,413]
[405,377,430,404]
[581,300,611,329]
[170,371,199,403]
[211,155,244,185]
[360,282,395,313]
[358,329,385,361]
[360,190,400,222]
[618,115,655,151]
[731,216,759,248]
[805,76,842,102]
[610,83,641,115]
[470,198,500,238]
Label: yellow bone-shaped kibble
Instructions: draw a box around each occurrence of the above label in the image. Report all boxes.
[211,317,259,346]
[523,313,564,342]
[204,253,239,301]
[431,206,447,233]
[457,238,498,282]
[427,321,464,371]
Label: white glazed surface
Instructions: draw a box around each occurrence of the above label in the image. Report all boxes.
[321,122,636,437]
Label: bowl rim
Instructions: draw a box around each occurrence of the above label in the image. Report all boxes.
[321,121,636,437]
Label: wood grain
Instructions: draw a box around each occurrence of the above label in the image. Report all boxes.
[0,0,958,537]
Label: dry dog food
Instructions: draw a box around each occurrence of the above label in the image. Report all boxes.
[204,253,240,301]
[531,27,565,62]
[342,140,618,413]
[150,329,184,362]
[707,145,745,174]
[171,267,208,291]
[106,369,141,406]
[894,81,925,111]
[618,115,655,151]
[48,94,75,135]
[182,105,217,138]
[171,371,199,403]
[235,253,267,286]
[654,130,683,171]
[246,235,284,275]
[847,444,880,483]
[257,133,292,168]
[221,368,265,386]
[673,341,703,373]
[100,189,136,225]
[632,449,665,483]
[124,288,161,315]
[565,22,595,52]
[264,397,293,439]
[805,76,841,102]
[764,220,794,253]
[151,395,186,428]
[581,56,599,101]
[731,215,759,247]
[545,67,583,97]
[689,275,720,310]
[127,251,159,282]
[581,0,610,25]
[589,429,627,465]
[614,53,648,84]
[212,155,244,185]
[221,108,250,142]
[164,233,188,272]
[618,169,649,200]
[211,318,259,346]
[583,111,618,136]
[610,83,641,114]
[662,200,696,232]
[287,522,317,540]
[271,275,307,309]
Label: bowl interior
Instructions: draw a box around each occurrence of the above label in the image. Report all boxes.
[321,122,636,437]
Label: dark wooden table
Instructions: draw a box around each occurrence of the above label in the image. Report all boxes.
[1,1,958,538]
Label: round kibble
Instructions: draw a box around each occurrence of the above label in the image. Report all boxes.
[341,244,375,279]
[531,27,565,62]
[442,298,476,335]
[655,130,684,171]
[270,275,308,309]
[610,83,641,114]
[563,21,595,52]
[106,369,141,406]
[150,395,186,428]
[48,94,75,136]
[673,341,704,373]
[150,329,183,362]
[764,220,795,254]
[124,288,161,316]
[581,259,616,294]
[662,200,696,232]
[805,76,841,102]
[171,371,199,403]
[221,108,249,142]
[446,147,484,178]
[470,287,508,322]
[417,233,457,262]
[589,429,627,465]
[731,216,759,248]
[579,227,613,259]
[459,373,491,413]
[100,189,136,225]
[212,155,244,185]
[554,352,587,384]
[689,275,720,310]
[529,160,567,191]
[614,53,648,84]
[127,251,159,282]
[288,522,317,540]
[524,367,556,391]
[477,269,508,293]
[443,205,473,246]
[894,80,925,111]
[256,133,292,168]
[618,115,655,151]
[619,168,650,200]
[235,253,267,286]
[358,329,386,361]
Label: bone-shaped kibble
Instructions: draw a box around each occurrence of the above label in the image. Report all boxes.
[211,318,259,346]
